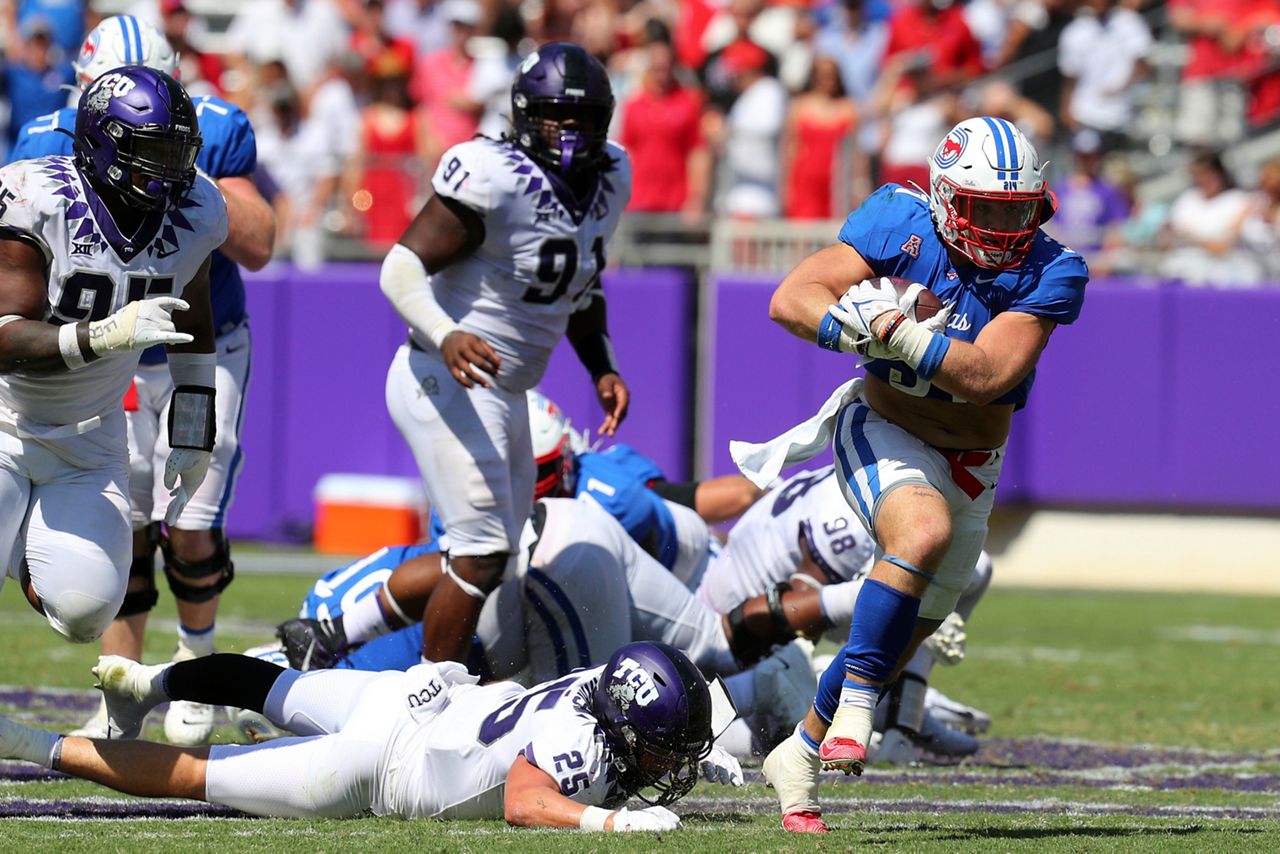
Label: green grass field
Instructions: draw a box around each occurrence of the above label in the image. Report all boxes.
[1,571,1277,852]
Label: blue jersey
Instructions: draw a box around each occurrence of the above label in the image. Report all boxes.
[8,95,258,354]
[573,444,680,569]
[300,542,440,624]
[838,183,1088,407]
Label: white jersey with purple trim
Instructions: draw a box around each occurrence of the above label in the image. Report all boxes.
[0,156,227,431]
[381,666,623,818]
[419,138,632,393]
[697,466,875,615]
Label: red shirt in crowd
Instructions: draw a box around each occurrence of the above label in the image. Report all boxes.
[882,4,983,79]
[620,83,703,213]
[1170,0,1253,80]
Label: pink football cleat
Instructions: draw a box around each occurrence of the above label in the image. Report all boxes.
[781,810,831,833]
[818,736,867,775]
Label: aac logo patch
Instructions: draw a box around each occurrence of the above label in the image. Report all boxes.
[900,234,922,258]
[934,127,969,169]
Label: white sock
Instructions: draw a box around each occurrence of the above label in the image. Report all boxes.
[830,680,877,745]
[341,590,394,645]
[723,670,756,716]
[177,624,216,658]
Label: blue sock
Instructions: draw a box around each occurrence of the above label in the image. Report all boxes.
[842,577,921,683]
[813,649,845,723]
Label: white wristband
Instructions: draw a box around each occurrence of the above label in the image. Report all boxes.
[884,315,935,369]
[379,244,460,349]
[58,322,88,370]
[167,350,216,388]
[579,805,612,832]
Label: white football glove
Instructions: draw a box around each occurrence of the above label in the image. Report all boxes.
[699,745,744,786]
[825,277,902,356]
[431,660,481,686]
[611,805,682,832]
[88,297,193,357]
[163,447,211,526]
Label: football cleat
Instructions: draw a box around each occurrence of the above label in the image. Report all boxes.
[868,727,918,766]
[925,687,991,734]
[916,708,980,757]
[0,715,52,763]
[750,639,817,751]
[164,699,216,746]
[93,656,171,740]
[781,810,830,833]
[921,612,967,666]
[276,617,348,671]
[162,641,217,746]
[762,728,823,817]
[69,695,111,739]
[818,736,867,775]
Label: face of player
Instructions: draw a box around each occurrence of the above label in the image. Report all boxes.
[967,197,1040,235]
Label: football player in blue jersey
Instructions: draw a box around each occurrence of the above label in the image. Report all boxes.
[731,116,1089,832]
[7,16,278,746]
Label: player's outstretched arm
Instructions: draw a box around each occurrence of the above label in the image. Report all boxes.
[0,238,195,374]
[566,296,628,436]
[503,755,681,832]
[769,243,875,342]
[217,175,277,271]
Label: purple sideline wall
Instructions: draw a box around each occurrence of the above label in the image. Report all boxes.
[703,274,1280,511]
[232,265,693,541]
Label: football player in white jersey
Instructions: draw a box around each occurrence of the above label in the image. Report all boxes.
[0,67,226,645]
[381,42,633,665]
[697,466,995,759]
[0,642,742,829]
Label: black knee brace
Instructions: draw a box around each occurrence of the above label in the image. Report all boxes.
[161,529,235,604]
[119,523,161,617]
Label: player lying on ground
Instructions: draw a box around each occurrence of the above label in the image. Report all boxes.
[279,389,763,662]
[695,464,994,760]
[0,642,741,828]
[269,493,813,749]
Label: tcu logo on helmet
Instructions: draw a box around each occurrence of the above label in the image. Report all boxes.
[934,127,969,169]
[608,656,659,708]
[84,72,137,113]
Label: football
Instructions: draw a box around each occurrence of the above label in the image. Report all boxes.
[885,276,944,322]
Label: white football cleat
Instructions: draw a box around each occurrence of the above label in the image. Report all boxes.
[751,640,817,750]
[921,612,967,666]
[93,655,170,739]
[0,715,52,763]
[69,695,111,739]
[925,687,991,734]
[162,641,217,746]
[164,699,216,746]
[762,727,827,832]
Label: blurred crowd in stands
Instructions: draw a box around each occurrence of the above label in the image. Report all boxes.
[3,0,1280,283]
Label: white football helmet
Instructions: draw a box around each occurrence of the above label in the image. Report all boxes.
[73,16,179,90]
[527,390,578,499]
[928,116,1051,271]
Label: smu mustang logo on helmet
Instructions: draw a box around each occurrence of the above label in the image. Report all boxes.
[935,127,969,170]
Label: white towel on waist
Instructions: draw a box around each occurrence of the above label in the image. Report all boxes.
[729,377,863,488]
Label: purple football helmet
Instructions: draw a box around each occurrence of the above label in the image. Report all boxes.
[592,641,713,806]
[73,66,202,212]
[511,42,614,175]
